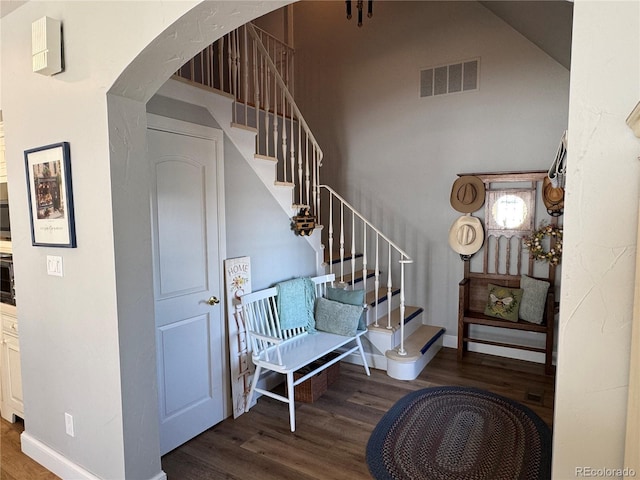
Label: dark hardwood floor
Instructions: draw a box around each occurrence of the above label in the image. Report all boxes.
[1,348,554,480]
[161,347,555,480]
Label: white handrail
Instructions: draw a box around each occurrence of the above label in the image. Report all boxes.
[319,185,412,260]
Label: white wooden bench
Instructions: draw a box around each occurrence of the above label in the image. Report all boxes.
[240,273,371,432]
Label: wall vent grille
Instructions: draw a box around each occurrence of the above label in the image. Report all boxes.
[420,58,479,98]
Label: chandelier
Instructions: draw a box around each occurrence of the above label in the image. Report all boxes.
[346,0,373,27]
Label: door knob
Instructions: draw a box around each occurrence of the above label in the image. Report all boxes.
[206,296,220,306]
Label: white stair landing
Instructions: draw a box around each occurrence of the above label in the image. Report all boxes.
[386,325,446,381]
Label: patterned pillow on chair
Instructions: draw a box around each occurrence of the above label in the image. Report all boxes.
[484,284,523,322]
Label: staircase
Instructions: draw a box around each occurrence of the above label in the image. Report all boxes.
[164,22,445,380]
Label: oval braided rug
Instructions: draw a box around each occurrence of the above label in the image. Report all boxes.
[366,386,552,480]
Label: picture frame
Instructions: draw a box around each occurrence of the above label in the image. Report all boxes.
[25,142,77,247]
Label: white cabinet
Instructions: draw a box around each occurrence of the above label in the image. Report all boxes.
[1,303,23,422]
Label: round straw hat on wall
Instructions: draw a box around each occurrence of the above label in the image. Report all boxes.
[450,176,486,213]
[542,177,564,217]
[448,215,485,258]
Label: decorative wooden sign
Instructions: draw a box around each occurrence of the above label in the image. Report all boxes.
[291,207,316,236]
[224,256,252,418]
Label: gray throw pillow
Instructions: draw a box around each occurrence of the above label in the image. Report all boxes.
[326,287,367,330]
[520,275,550,324]
[314,297,363,337]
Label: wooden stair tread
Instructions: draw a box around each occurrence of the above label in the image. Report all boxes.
[405,325,445,352]
[387,325,446,361]
[254,154,278,163]
[274,181,294,187]
[230,122,258,133]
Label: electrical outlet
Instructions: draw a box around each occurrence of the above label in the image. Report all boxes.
[65,412,75,437]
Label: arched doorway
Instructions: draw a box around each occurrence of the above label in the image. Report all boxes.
[106,2,291,477]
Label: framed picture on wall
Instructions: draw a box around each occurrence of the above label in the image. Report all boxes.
[25,142,77,247]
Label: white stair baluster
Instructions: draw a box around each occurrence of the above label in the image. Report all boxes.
[273,67,278,170]
[298,120,303,206]
[263,56,269,157]
[374,234,380,327]
[229,31,237,122]
[289,45,295,97]
[305,138,310,209]
[243,27,249,126]
[290,100,295,196]
[206,45,211,88]
[218,35,224,92]
[387,244,392,330]
[253,40,259,139]
[281,71,288,183]
[312,147,317,220]
[362,226,367,297]
[313,145,322,221]
[328,194,334,276]
[340,202,345,284]
[351,213,356,287]
[398,258,407,355]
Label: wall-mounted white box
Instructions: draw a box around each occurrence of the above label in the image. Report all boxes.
[32,16,62,76]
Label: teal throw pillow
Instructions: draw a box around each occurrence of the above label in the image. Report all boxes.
[484,284,523,322]
[314,297,363,337]
[326,287,367,331]
[519,275,550,324]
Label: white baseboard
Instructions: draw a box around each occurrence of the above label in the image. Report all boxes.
[21,431,167,480]
[442,334,550,364]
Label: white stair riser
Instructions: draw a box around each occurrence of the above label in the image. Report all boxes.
[366,313,423,353]
[386,338,443,381]
[325,255,364,274]
[252,158,278,185]
[392,315,423,345]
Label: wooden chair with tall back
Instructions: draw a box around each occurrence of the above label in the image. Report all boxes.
[456,171,558,375]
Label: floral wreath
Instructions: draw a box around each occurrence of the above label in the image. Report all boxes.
[523,223,563,266]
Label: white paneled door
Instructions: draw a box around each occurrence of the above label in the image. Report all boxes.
[147,114,226,455]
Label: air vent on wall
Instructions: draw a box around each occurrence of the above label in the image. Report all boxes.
[420,58,479,98]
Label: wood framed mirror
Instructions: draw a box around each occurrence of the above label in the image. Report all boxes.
[486,188,535,236]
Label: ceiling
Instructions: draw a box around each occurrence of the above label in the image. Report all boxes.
[480,0,573,69]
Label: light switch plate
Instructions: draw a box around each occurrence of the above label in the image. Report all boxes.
[47,255,63,277]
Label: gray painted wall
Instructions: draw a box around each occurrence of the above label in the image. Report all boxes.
[292,0,570,358]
